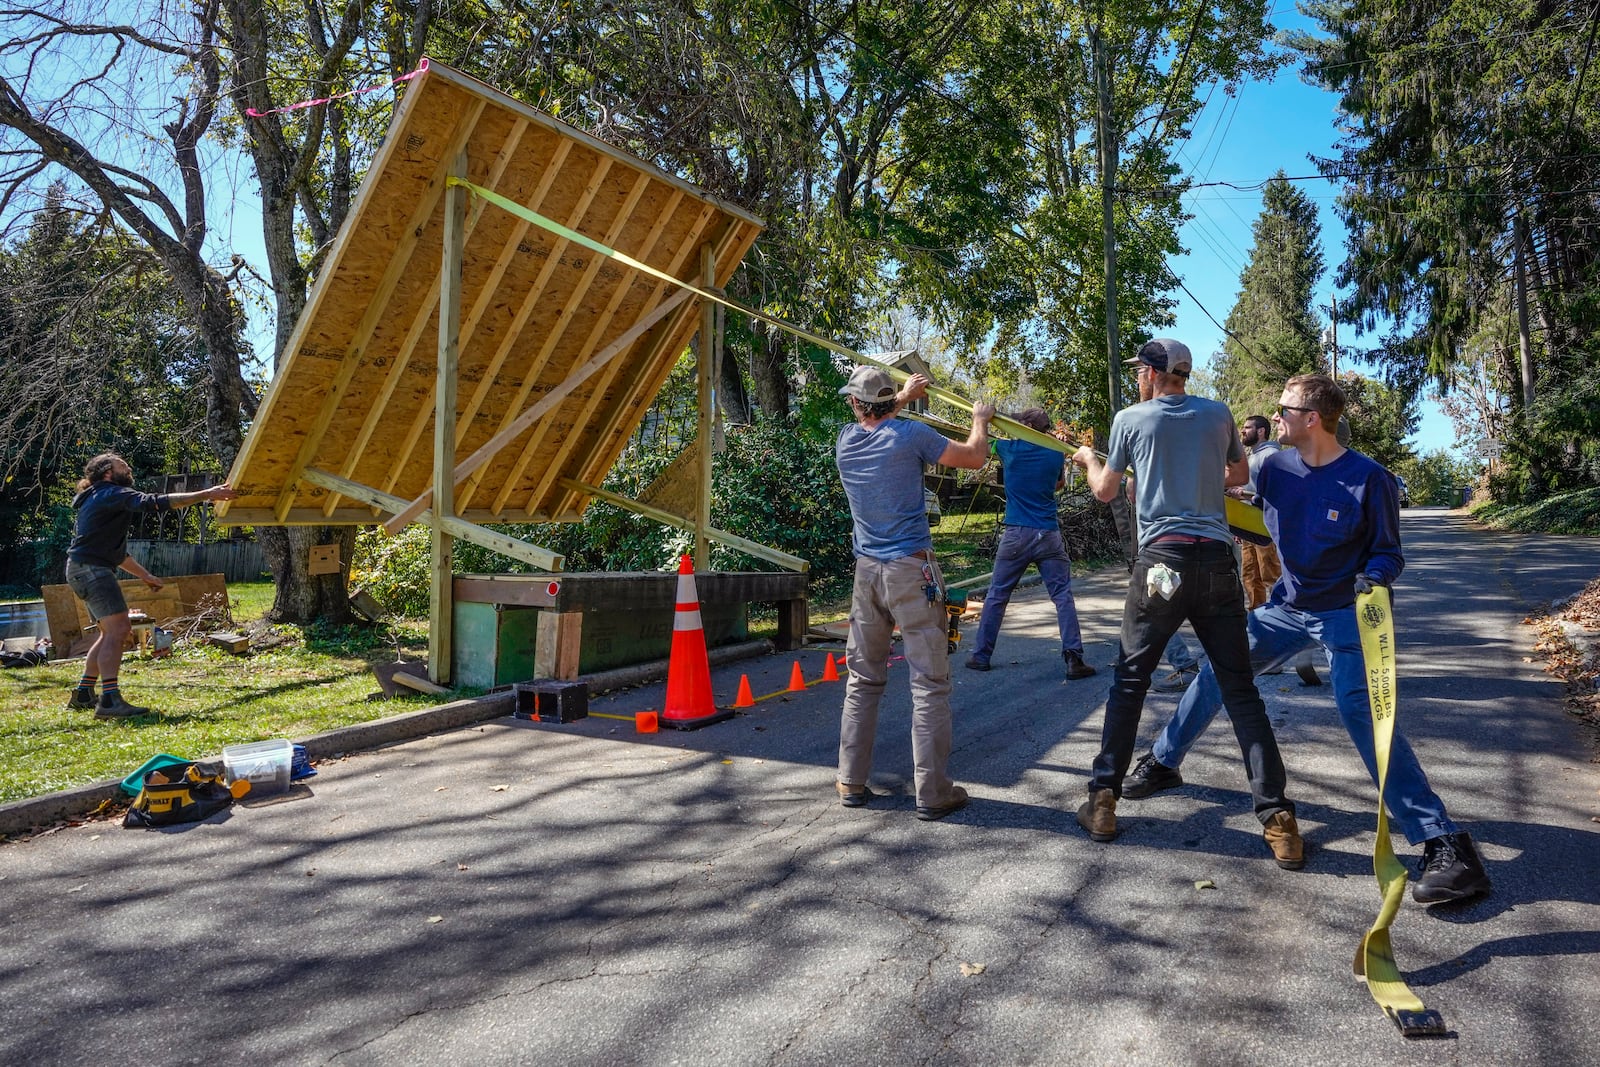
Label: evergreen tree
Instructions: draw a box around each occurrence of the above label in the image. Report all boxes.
[1212,172,1325,417]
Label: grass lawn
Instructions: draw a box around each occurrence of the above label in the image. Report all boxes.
[2,524,1125,808]
[0,582,444,807]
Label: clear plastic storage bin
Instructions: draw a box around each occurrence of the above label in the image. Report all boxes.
[222,739,293,796]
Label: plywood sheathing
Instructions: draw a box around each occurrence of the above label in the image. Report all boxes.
[221,61,764,533]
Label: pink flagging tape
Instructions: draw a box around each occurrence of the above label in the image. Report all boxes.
[245,57,429,118]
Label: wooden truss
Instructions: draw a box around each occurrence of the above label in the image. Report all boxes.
[220,61,800,682]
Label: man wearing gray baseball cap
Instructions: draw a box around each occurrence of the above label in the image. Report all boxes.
[834,365,994,820]
[1069,339,1303,868]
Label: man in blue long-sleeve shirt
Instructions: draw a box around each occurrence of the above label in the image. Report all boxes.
[1122,374,1490,903]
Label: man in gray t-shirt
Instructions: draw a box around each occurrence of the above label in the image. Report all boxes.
[833,366,993,821]
[1070,339,1302,870]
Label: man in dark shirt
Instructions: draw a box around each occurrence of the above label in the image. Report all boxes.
[1123,374,1490,903]
[65,453,237,718]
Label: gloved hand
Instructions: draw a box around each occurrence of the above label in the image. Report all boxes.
[1353,573,1381,595]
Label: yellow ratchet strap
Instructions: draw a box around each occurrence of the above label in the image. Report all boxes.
[1352,586,1447,1038]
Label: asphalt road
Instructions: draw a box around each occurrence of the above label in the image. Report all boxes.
[3,509,1597,1066]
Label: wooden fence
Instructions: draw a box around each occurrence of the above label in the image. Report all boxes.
[127,540,267,584]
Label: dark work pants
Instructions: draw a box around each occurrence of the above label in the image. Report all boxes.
[1090,540,1294,824]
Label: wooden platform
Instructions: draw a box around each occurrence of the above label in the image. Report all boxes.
[452,572,808,684]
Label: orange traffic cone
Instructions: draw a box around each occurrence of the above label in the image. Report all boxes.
[661,555,733,730]
[734,675,755,708]
[836,652,849,674]
[821,654,840,682]
[787,660,807,691]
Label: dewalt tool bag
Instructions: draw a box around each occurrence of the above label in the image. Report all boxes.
[123,759,235,828]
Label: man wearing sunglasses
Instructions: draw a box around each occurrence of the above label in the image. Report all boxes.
[1070,340,1303,868]
[1123,373,1490,903]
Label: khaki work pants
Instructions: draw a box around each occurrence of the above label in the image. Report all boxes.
[838,555,958,809]
[1239,539,1282,610]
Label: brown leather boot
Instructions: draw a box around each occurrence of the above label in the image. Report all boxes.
[1263,811,1306,870]
[1076,789,1117,842]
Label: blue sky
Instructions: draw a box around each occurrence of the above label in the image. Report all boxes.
[1163,8,1460,457]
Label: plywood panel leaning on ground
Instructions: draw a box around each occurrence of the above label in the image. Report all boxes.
[40,574,230,657]
[218,60,765,537]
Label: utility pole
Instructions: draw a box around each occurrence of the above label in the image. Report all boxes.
[1092,25,1122,416]
[1329,294,1338,379]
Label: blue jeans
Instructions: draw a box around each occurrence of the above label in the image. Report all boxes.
[1150,600,1458,845]
[969,526,1084,663]
[1164,632,1198,671]
[1092,540,1293,823]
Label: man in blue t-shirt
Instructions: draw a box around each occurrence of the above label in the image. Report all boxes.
[965,407,1096,681]
[64,452,237,718]
[835,366,993,821]
[1070,339,1302,868]
[1124,373,1490,903]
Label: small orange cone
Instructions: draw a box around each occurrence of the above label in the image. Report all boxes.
[635,711,659,733]
[836,653,849,674]
[821,654,840,682]
[787,660,807,691]
[734,675,755,708]
[660,555,734,730]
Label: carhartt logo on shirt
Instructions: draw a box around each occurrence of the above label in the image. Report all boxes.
[1326,508,1341,522]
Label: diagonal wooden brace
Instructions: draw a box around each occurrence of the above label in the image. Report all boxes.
[380,287,692,536]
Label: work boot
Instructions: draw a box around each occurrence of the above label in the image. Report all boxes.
[915,785,970,821]
[1076,789,1117,842]
[1152,665,1199,693]
[836,781,875,809]
[95,693,151,719]
[66,687,98,710]
[1121,752,1183,800]
[1413,831,1492,903]
[964,656,991,672]
[1062,649,1097,680]
[1263,811,1306,870]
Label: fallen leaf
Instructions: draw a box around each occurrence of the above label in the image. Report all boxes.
[457,863,469,871]
[426,915,444,924]
[88,835,101,841]
[306,868,316,877]
[490,784,508,792]
[1194,879,1217,890]
[66,883,88,894]
[959,962,986,977]
[721,759,733,765]
[435,786,448,792]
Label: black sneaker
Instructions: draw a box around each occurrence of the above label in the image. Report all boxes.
[1413,831,1492,903]
[67,687,98,710]
[95,693,151,719]
[1122,751,1183,800]
[1063,649,1097,680]
[964,656,991,672]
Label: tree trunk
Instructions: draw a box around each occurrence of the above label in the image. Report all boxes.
[259,526,356,624]
[749,320,791,418]
[719,342,751,426]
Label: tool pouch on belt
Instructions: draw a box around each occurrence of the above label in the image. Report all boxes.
[123,759,235,829]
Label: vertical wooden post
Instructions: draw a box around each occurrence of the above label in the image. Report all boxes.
[695,243,716,570]
[430,153,468,683]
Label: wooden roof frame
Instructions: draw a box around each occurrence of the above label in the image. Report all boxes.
[218,61,810,682]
